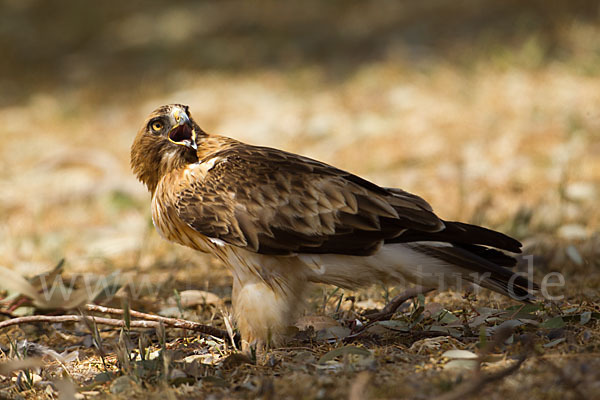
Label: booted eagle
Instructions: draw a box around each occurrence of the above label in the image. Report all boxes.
[131,104,537,349]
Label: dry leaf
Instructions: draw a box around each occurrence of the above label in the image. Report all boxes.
[0,358,44,375]
[318,345,371,364]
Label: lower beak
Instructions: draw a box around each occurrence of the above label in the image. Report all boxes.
[189,130,198,150]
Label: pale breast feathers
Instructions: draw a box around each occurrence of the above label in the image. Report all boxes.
[173,145,444,256]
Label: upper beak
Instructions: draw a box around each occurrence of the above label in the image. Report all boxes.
[168,108,197,150]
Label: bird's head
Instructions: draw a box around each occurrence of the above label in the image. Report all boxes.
[131,104,203,193]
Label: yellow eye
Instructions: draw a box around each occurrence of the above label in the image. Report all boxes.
[151,120,163,132]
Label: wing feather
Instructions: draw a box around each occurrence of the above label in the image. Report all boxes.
[175,144,444,255]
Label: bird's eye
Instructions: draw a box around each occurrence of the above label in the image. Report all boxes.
[150,120,163,132]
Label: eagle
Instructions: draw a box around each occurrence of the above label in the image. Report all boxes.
[131,104,537,350]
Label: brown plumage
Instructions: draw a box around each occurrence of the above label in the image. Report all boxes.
[131,104,538,349]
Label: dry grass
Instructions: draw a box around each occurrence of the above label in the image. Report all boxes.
[0,1,599,399]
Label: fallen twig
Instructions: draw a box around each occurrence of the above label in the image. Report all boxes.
[363,286,434,322]
[434,326,532,400]
[433,354,527,400]
[543,357,589,400]
[344,286,435,341]
[349,371,372,400]
[82,303,230,339]
[0,305,231,340]
[0,315,158,330]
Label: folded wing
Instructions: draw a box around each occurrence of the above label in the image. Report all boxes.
[175,144,444,256]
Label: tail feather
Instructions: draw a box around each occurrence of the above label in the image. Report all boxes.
[411,243,538,301]
[454,243,517,268]
[390,220,522,254]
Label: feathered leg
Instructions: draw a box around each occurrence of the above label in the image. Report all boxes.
[231,266,306,353]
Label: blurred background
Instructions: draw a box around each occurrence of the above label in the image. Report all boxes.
[0,0,598,297]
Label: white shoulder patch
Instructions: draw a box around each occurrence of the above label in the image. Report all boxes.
[186,157,223,179]
[208,237,226,247]
[203,156,221,170]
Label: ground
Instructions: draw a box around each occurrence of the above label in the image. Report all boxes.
[0,1,599,399]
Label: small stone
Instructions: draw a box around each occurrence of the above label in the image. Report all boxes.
[169,369,188,380]
[109,376,135,394]
[558,225,587,240]
[565,182,596,202]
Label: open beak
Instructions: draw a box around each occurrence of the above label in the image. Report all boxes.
[168,108,197,151]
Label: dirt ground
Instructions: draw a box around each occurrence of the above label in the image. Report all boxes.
[0,1,599,399]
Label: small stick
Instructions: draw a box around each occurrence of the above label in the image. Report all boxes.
[433,326,532,400]
[0,315,158,330]
[363,286,434,322]
[344,287,435,341]
[432,354,527,400]
[82,304,229,339]
[348,371,371,400]
[0,306,230,340]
